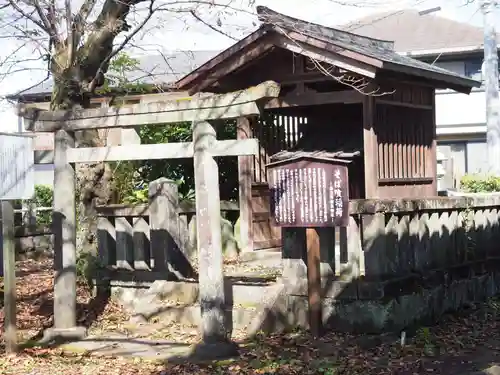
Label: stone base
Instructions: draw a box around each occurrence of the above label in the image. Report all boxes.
[40,326,87,345]
[276,272,500,334]
[188,340,239,361]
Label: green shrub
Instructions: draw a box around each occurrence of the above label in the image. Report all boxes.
[15,185,54,226]
[33,185,53,224]
[123,186,149,204]
[122,178,196,205]
[460,174,500,193]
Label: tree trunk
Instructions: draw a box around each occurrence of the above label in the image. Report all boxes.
[50,71,114,256]
[48,0,149,255]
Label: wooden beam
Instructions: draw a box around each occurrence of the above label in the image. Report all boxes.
[430,89,438,194]
[363,95,378,198]
[176,27,270,90]
[272,34,377,79]
[381,61,476,95]
[294,54,306,94]
[278,72,341,84]
[375,99,433,110]
[189,39,276,94]
[65,139,259,164]
[237,117,254,253]
[306,227,322,337]
[20,81,281,132]
[263,90,362,108]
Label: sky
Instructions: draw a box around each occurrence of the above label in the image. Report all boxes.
[0,0,492,132]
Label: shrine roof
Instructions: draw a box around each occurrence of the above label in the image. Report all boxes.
[176,6,480,94]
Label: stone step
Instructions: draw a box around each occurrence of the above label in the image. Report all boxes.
[116,279,282,310]
[130,302,278,339]
[129,282,294,339]
[237,249,282,263]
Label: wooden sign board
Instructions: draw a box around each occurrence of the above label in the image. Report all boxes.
[267,156,350,227]
[0,133,35,200]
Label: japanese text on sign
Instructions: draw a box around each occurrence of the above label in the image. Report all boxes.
[268,160,349,227]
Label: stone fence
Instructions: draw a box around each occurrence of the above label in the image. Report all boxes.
[279,195,500,332]
[357,196,500,279]
[13,225,53,253]
[96,178,241,282]
[0,225,53,276]
[94,182,500,332]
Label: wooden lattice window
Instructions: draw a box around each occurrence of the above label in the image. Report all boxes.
[376,104,433,180]
[252,114,306,183]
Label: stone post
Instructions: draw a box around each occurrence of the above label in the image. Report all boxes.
[192,121,238,358]
[44,129,86,342]
[149,178,179,274]
[22,197,36,231]
[281,227,308,286]
[2,201,16,352]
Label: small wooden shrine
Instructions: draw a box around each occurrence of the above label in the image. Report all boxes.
[176,6,480,251]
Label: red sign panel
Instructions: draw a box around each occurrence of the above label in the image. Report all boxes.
[267,159,349,227]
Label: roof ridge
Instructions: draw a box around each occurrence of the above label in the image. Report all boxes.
[256,5,395,51]
[338,7,490,53]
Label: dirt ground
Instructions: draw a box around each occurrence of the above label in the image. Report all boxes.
[2,256,500,374]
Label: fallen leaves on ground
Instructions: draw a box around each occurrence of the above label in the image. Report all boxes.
[0,257,127,342]
[2,256,500,374]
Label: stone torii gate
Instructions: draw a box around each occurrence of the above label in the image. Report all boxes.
[19,81,280,353]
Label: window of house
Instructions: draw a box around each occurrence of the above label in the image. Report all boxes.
[438,142,466,179]
[437,140,488,189]
[464,56,500,83]
[464,59,483,81]
[435,61,465,76]
[466,141,490,174]
[434,57,500,84]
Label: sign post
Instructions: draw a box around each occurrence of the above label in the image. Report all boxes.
[267,155,350,337]
[0,132,35,353]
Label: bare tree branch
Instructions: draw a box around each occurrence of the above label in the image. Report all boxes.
[33,0,60,43]
[6,0,52,37]
[65,0,74,66]
[0,0,403,107]
[189,8,238,41]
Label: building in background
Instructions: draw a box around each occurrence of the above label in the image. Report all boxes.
[342,9,494,189]
[12,9,488,191]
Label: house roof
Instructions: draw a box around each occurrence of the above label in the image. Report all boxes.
[10,50,220,101]
[176,6,480,94]
[340,9,489,54]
